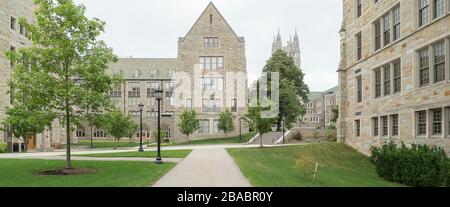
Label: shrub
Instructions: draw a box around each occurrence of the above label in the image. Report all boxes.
[325,129,337,141]
[295,155,317,180]
[292,130,303,141]
[0,142,7,153]
[371,142,449,187]
[313,132,320,139]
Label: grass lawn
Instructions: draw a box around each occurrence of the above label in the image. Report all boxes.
[72,140,139,148]
[227,142,404,187]
[79,150,192,158]
[0,159,175,187]
[175,132,257,146]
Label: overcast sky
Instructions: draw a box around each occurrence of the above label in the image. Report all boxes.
[73,0,342,92]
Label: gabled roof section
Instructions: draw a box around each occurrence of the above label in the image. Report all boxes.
[180,2,244,42]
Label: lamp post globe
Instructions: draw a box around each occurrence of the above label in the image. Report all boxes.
[138,103,144,152]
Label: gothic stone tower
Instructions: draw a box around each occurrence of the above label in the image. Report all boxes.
[272,29,301,70]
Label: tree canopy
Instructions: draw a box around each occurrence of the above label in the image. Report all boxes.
[218,110,235,139]
[178,110,200,141]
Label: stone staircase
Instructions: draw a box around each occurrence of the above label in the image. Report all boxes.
[247,131,284,145]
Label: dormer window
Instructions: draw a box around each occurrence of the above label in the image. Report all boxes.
[204,37,219,48]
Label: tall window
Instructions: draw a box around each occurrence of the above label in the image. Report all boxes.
[391,114,399,136]
[374,68,382,98]
[383,64,391,96]
[110,84,122,98]
[186,99,192,110]
[381,116,389,136]
[128,82,140,106]
[200,56,224,70]
[231,98,237,112]
[383,14,391,46]
[447,108,450,136]
[147,82,160,98]
[202,99,221,113]
[417,110,427,136]
[19,23,25,35]
[374,20,381,51]
[356,32,362,60]
[419,0,430,27]
[9,46,15,68]
[433,0,444,19]
[393,60,401,93]
[213,120,222,133]
[418,48,430,86]
[372,117,379,137]
[200,77,223,91]
[356,0,362,18]
[433,41,445,83]
[432,109,442,135]
[393,6,401,41]
[10,17,16,30]
[356,75,362,103]
[198,120,210,133]
[204,37,219,48]
[355,120,361,137]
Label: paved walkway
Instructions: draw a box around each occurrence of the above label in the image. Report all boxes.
[153,148,252,187]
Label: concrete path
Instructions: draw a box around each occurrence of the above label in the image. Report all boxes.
[5,156,183,163]
[153,148,252,187]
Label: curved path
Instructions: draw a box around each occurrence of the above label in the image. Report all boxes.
[153,148,252,187]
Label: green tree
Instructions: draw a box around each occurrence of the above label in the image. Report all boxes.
[245,104,276,148]
[263,50,309,130]
[218,110,235,139]
[102,111,136,143]
[5,0,117,169]
[178,110,200,141]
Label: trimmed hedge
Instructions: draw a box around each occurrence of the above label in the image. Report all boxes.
[0,142,7,153]
[371,142,449,187]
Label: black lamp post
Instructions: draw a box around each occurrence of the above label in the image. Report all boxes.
[138,103,144,152]
[155,88,164,164]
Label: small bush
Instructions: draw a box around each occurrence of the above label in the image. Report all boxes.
[0,142,7,153]
[295,155,317,179]
[313,132,320,139]
[291,130,303,141]
[325,129,337,141]
[371,142,449,187]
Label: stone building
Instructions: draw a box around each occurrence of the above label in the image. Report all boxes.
[337,0,450,154]
[76,2,248,143]
[272,30,302,69]
[301,86,338,129]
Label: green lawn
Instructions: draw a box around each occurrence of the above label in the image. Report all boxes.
[175,132,257,146]
[0,159,175,187]
[72,140,139,148]
[79,150,192,158]
[227,142,404,187]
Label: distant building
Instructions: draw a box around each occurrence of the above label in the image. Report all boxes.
[301,86,338,129]
[271,29,302,70]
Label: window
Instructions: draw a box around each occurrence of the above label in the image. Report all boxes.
[199,120,210,133]
[200,77,223,91]
[147,82,160,98]
[374,68,382,98]
[204,37,219,48]
[76,129,85,138]
[10,17,16,30]
[447,108,450,136]
[165,82,175,91]
[393,60,401,93]
[202,99,221,112]
[213,120,222,133]
[93,129,106,138]
[356,0,362,18]
[381,116,389,136]
[147,111,158,118]
[419,0,430,27]
[374,20,381,51]
[433,41,445,83]
[231,98,237,112]
[356,32,362,60]
[383,64,391,96]
[200,56,224,70]
[110,84,122,98]
[418,48,430,86]
[383,14,391,46]
[210,14,213,24]
[19,23,25,35]
[417,110,427,136]
[355,120,361,137]
[391,114,399,136]
[356,75,362,103]
[433,0,444,19]
[186,99,192,110]
[432,109,442,135]
[128,82,140,98]
[9,46,15,68]
[131,69,141,78]
[372,117,379,137]
[393,6,401,41]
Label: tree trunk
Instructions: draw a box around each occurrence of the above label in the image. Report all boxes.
[65,108,72,169]
[186,134,189,141]
[90,125,93,149]
[276,116,282,131]
[260,134,263,148]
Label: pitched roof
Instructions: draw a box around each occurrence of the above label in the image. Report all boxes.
[107,58,177,80]
[307,92,323,100]
[180,2,244,42]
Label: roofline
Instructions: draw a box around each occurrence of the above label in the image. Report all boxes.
[179,2,244,42]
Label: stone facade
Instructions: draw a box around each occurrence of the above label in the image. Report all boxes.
[338,0,450,154]
[301,87,338,129]
[76,2,248,143]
